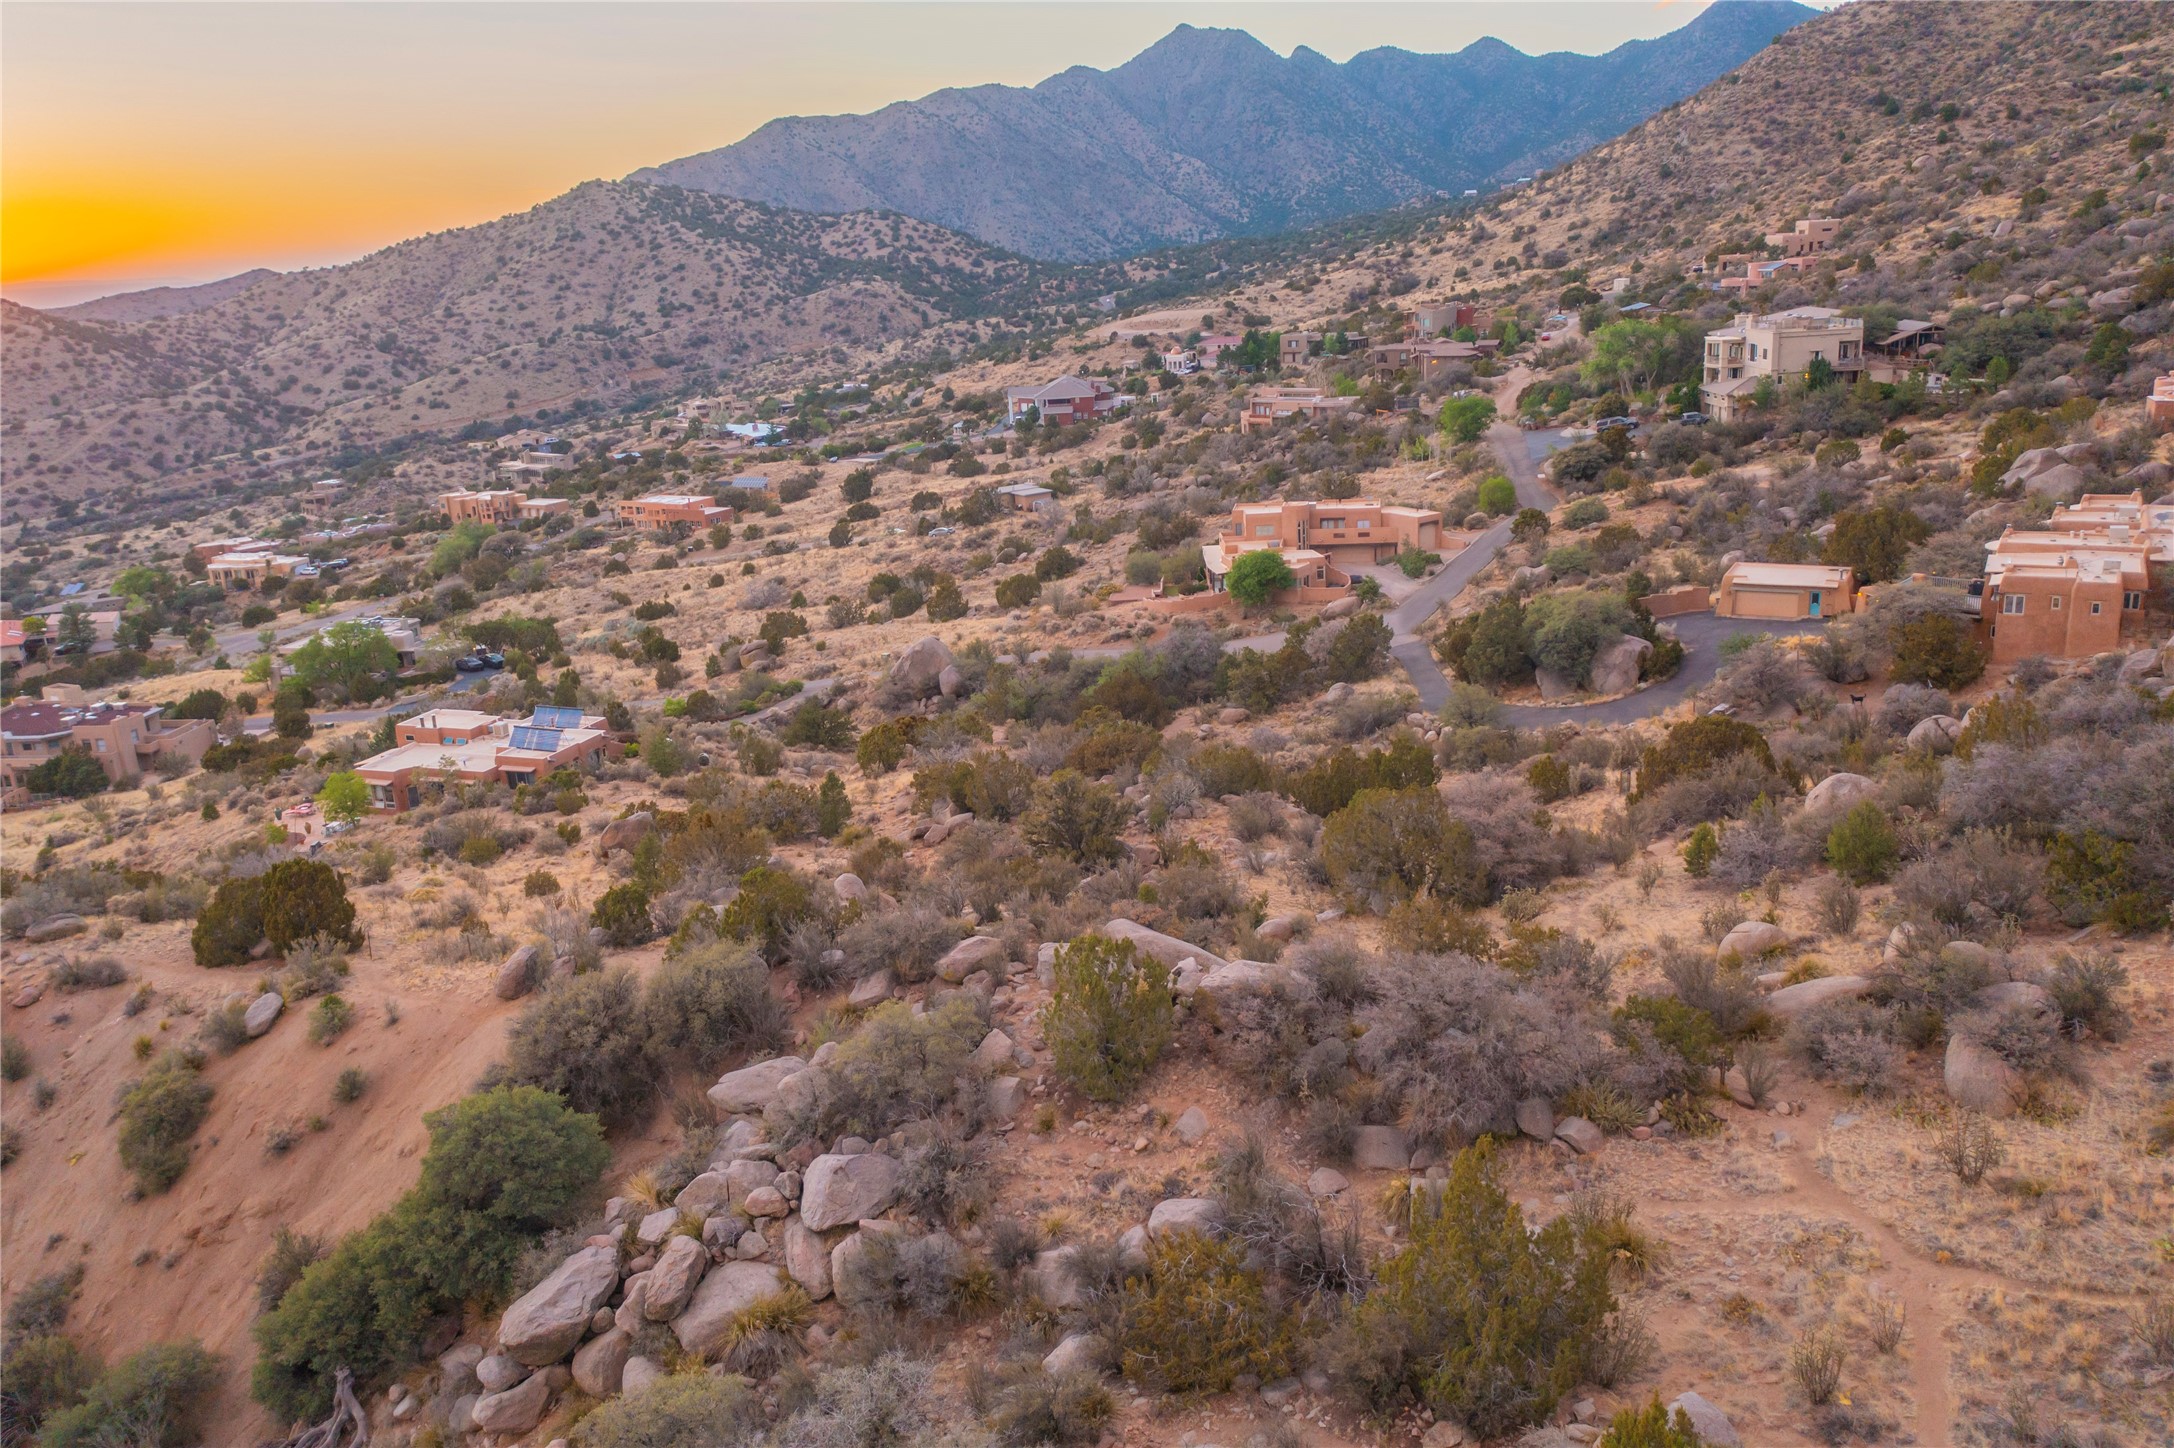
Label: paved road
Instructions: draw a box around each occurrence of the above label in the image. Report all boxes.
[1498,615,1829,726]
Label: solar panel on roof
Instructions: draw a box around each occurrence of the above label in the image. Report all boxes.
[508,727,562,752]
[531,706,585,730]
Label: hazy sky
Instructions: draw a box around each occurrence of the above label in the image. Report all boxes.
[3,1,1789,307]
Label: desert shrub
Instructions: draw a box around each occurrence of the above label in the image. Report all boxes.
[1612,996,1723,1094]
[1824,802,1897,883]
[501,970,657,1125]
[1893,830,2040,928]
[1321,788,1483,908]
[897,1131,989,1228]
[2044,951,2128,1042]
[1635,751,1787,838]
[37,1341,218,1448]
[333,1067,368,1103]
[714,864,819,958]
[977,1363,1114,1448]
[258,860,360,955]
[1382,896,1496,958]
[1793,1001,1902,1097]
[1284,735,1437,818]
[1680,823,1719,878]
[1190,743,1275,797]
[51,956,127,992]
[1709,796,1810,889]
[189,873,266,967]
[1354,955,1607,1145]
[1890,616,1984,689]
[1226,791,1286,843]
[1021,771,1128,866]
[1657,942,1762,1037]
[1328,1145,1614,1436]
[0,1035,27,1084]
[642,939,789,1071]
[1630,716,1777,803]
[2044,829,2167,930]
[916,750,1036,822]
[1788,1328,1846,1408]
[776,996,988,1144]
[835,1230,974,1319]
[1813,875,1861,935]
[5,1265,84,1341]
[590,881,656,947]
[1598,1396,1702,1447]
[574,1367,759,1448]
[117,1051,213,1194]
[252,1087,608,1420]
[835,904,961,985]
[307,994,353,1045]
[523,869,561,898]
[1042,934,1173,1104]
[1,1331,101,1443]
[1118,1231,1290,1393]
[255,1228,327,1313]
[778,1356,960,1448]
[1956,1000,2070,1079]
[1715,638,1810,713]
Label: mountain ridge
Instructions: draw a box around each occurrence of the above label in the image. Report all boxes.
[632,2,1816,259]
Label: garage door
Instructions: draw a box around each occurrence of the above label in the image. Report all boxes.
[1729,588,1802,620]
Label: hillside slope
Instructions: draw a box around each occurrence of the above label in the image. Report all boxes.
[2,183,1059,514]
[632,3,1814,260]
[53,269,281,324]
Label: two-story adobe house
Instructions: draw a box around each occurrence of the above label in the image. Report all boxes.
[1698,308,1865,422]
[0,687,214,791]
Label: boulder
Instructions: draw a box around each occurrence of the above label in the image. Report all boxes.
[1116,1224,1151,1273]
[743,1187,788,1218]
[800,1152,904,1231]
[1944,1036,2020,1118]
[1515,1097,1555,1142]
[2120,649,2163,683]
[475,1354,526,1393]
[937,664,966,699]
[498,1245,620,1366]
[968,1028,1015,1074]
[833,873,868,902]
[635,1207,679,1248]
[621,1356,665,1397]
[493,944,540,1001]
[784,1219,833,1300]
[1535,666,1577,701]
[596,811,654,857]
[722,1157,780,1203]
[644,1234,709,1320]
[1907,715,1965,752]
[1147,1197,1222,1238]
[936,935,1007,983]
[1588,634,1652,696]
[21,916,86,944]
[709,1055,808,1118]
[847,970,894,1007]
[1804,772,1877,813]
[987,1076,1025,1121]
[2088,285,2137,315]
[1940,940,1993,973]
[1044,1332,1105,1377]
[1974,979,2054,1014]
[1352,1124,1410,1172]
[1717,921,1788,960]
[2021,461,2090,499]
[470,1373,553,1434]
[1172,1106,1210,1144]
[244,991,285,1038]
[830,1223,904,1308]
[1319,594,1361,620]
[674,1171,732,1219]
[1098,918,1228,973]
[888,636,957,698]
[1029,1246,1085,1308]
[571,1328,630,1397]
[1556,1117,1605,1155]
[1307,1168,1350,1197]
[1668,1393,1743,1448]
[671,1261,789,1357]
[1762,974,1871,1019]
[1199,960,1288,998]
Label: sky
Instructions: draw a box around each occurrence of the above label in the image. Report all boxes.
[2,1,1803,308]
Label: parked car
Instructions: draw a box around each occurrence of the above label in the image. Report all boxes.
[1677,411,1708,425]
[454,648,504,673]
[1593,416,1639,432]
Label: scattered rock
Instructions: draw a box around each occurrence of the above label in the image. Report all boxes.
[1535,666,1576,701]
[621,1356,665,1397]
[634,1207,678,1248]
[498,1245,620,1366]
[848,970,894,1007]
[830,1223,904,1307]
[493,944,540,1001]
[1043,1332,1105,1377]
[1974,979,2054,1013]
[1098,918,1228,973]
[1515,1097,1555,1142]
[1724,1068,1756,1108]
[936,935,1006,983]
[1117,1224,1150,1273]
[970,1028,1015,1073]
[709,1056,808,1118]
[1254,913,1302,943]
[1029,1246,1085,1308]
[833,873,867,902]
[888,636,958,698]
[243,991,284,1038]
[1307,1168,1350,1197]
[1907,715,1965,752]
[22,916,86,944]
[938,664,966,698]
[1172,1107,1210,1144]
[1762,974,1871,1019]
[1668,1393,1743,1448]
[595,811,654,857]
[987,1076,1025,1121]
[1147,1197,1222,1238]
[1352,1124,1410,1172]
[571,1328,630,1397]
[475,1354,525,1393]
[1587,633,1652,696]
[1717,920,1787,960]
[644,1234,709,1320]
[1421,1423,1469,1448]
[800,1152,904,1231]
[471,1372,552,1432]
[743,1187,788,1218]
[784,1219,833,1300]
[672,1261,789,1357]
[1555,1117,1604,1155]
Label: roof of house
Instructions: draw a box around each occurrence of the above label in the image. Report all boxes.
[1006,376,1111,404]
[628,493,719,507]
[1721,562,1853,590]
[0,703,74,738]
[995,482,1053,497]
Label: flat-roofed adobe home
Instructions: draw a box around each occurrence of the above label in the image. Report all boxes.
[439,489,524,525]
[0,686,214,790]
[1414,302,1477,336]
[995,482,1055,513]
[352,706,613,811]
[1977,491,2171,661]
[2149,374,2174,433]
[1699,307,1865,422]
[1005,376,1123,424]
[1218,498,1445,567]
[1764,217,1840,258]
[1198,540,1349,604]
[1713,562,1857,620]
[1239,387,1360,431]
[206,547,307,591]
[1865,320,1946,384]
[612,493,736,532]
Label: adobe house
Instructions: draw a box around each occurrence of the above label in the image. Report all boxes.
[353,707,612,811]
[0,688,214,789]
[1713,562,1856,620]
[1239,388,1360,432]
[1004,376,1123,424]
[439,489,525,525]
[1764,217,1841,258]
[1217,499,1445,567]
[612,493,736,531]
[1699,308,1865,422]
[995,482,1056,514]
[2149,375,2174,433]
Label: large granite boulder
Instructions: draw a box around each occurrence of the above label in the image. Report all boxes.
[784,1219,833,1300]
[1535,666,1577,702]
[671,1261,789,1357]
[1717,921,1788,960]
[596,811,654,857]
[800,1152,904,1231]
[470,1373,552,1433]
[1669,1393,1743,1448]
[244,992,285,1038]
[571,1328,630,1398]
[1588,633,1653,696]
[22,915,87,944]
[1029,1246,1085,1308]
[1147,1197,1222,1238]
[1762,974,1871,1019]
[888,636,957,698]
[497,1245,619,1366]
[709,1056,807,1118]
[643,1234,709,1320]
[1804,772,1877,813]
[1907,715,1965,752]
[1352,1125,1410,1172]
[1944,1036,2020,1117]
[935,935,1006,983]
[1098,919,1227,973]
[493,944,541,1001]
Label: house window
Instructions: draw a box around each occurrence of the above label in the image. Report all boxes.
[93,738,108,751]
[2050,595,2062,611]
[2089,601,2102,615]
[1255,525,1276,537]
[2124,591,2143,610]
[2001,594,2026,615]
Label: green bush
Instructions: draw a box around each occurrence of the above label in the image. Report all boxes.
[1190,744,1275,797]
[252,1087,607,1420]
[1042,935,1173,1103]
[24,747,108,799]
[1630,716,1776,802]
[117,1051,213,1194]
[1329,1145,1614,1437]
[643,939,788,1072]
[259,860,360,955]
[1889,616,1985,689]
[1598,1396,1705,1447]
[776,997,988,1144]
[1825,802,1898,884]
[1321,788,1485,907]
[1225,549,1296,608]
[1283,735,1437,817]
[502,970,656,1125]
[189,874,265,967]
[715,865,817,958]
[2,1033,29,1083]
[307,994,354,1045]
[1120,1231,1290,1392]
[1021,771,1128,866]
[1,1332,101,1440]
[573,1371,759,1448]
[2046,830,2166,930]
[994,574,1042,609]
[38,1340,218,1448]
[590,882,656,947]
[1477,475,1518,515]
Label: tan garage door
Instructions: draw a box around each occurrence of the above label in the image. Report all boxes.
[1728,588,1804,620]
